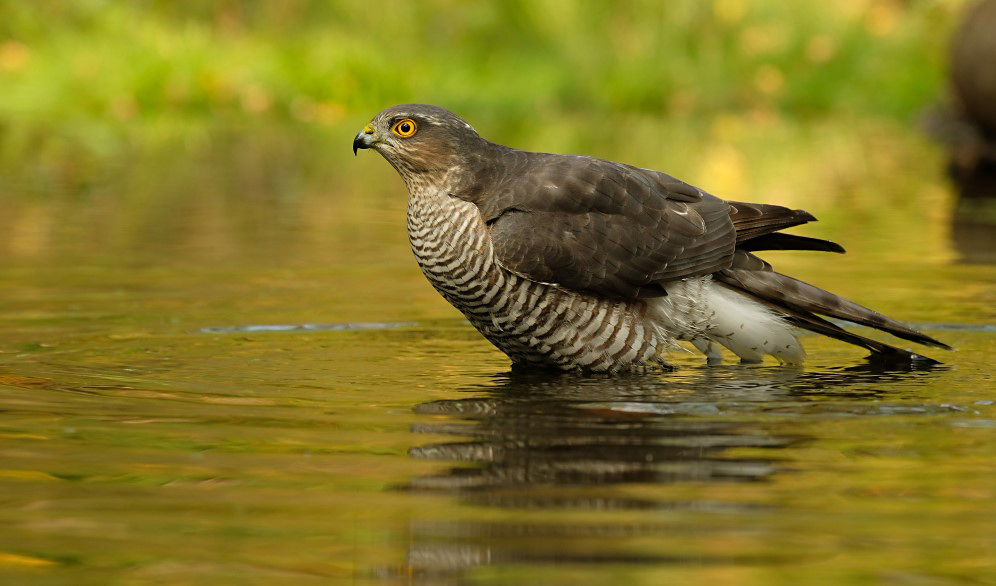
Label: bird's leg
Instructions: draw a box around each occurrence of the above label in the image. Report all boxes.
[691,337,724,365]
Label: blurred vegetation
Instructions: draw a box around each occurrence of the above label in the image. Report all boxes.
[0,0,974,270]
[0,0,963,158]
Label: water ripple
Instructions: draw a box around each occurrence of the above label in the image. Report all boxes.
[199,321,418,334]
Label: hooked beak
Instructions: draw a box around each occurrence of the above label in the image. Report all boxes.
[352,124,375,155]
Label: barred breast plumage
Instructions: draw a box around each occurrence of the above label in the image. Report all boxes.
[407,184,663,372]
[354,104,950,372]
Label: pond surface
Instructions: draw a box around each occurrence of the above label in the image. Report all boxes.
[0,123,994,585]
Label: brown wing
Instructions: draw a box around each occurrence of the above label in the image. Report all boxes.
[463,148,947,358]
[475,153,738,298]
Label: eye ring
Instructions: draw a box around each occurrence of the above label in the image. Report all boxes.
[391,118,417,138]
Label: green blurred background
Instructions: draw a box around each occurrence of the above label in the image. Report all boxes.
[0,0,958,150]
[0,0,970,271]
[2,0,985,269]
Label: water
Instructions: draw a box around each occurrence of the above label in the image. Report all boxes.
[0,124,994,585]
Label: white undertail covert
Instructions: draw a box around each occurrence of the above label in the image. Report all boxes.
[651,279,805,365]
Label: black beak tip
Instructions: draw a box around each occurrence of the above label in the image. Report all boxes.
[352,132,373,156]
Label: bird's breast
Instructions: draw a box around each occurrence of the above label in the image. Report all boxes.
[405,189,663,372]
[406,189,501,301]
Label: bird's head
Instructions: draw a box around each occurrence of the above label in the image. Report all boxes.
[353,104,490,190]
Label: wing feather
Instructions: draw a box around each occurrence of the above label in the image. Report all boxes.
[481,153,736,298]
[474,151,838,301]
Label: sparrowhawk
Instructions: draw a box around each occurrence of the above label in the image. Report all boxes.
[353,104,949,372]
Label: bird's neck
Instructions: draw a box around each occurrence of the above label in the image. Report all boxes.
[398,141,510,205]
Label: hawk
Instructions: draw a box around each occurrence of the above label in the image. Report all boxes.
[353,104,949,372]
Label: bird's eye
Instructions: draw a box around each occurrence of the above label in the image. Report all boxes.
[391,119,417,138]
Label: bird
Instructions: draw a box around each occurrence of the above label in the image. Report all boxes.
[353,104,950,373]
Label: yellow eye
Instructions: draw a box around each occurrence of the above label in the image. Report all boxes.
[391,118,417,138]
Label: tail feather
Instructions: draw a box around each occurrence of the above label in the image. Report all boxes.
[720,267,949,350]
[729,202,816,242]
[781,307,943,365]
[739,233,846,254]
[715,202,949,362]
[714,250,950,362]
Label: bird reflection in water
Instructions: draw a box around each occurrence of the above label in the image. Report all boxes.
[394,361,941,582]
